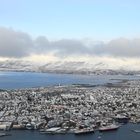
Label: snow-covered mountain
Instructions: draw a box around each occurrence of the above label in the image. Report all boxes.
[0,60,139,75]
[0,60,39,72]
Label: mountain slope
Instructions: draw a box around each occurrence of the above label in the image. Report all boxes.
[0,60,138,75]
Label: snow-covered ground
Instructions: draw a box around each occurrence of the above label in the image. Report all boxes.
[0,60,139,75]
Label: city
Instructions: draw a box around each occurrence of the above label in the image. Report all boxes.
[0,80,140,136]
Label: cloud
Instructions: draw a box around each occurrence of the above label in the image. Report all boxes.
[94,38,140,57]
[34,36,50,53]
[0,27,140,59]
[50,39,91,57]
[0,27,33,58]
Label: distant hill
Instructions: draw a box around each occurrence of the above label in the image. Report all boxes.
[0,60,139,75]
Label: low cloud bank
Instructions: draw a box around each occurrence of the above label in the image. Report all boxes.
[0,27,140,59]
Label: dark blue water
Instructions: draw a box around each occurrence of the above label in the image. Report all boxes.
[0,71,139,89]
[0,71,140,140]
[1,123,140,140]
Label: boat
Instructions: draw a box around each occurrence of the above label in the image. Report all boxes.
[132,129,140,133]
[40,127,62,134]
[0,132,11,137]
[99,124,120,132]
[97,136,102,139]
[114,115,130,123]
[75,128,94,135]
[26,123,34,130]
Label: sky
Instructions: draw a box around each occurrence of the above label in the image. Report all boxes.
[0,0,140,69]
[0,0,140,40]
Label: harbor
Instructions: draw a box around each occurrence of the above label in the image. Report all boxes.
[0,72,140,139]
[1,123,140,140]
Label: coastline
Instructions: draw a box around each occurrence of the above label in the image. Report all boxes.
[0,80,140,135]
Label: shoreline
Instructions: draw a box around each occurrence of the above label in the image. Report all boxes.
[0,69,139,76]
[1,122,140,136]
[0,80,140,135]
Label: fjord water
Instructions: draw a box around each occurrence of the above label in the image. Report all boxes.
[0,71,139,89]
[0,71,140,140]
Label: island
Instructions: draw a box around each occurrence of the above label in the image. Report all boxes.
[0,80,140,134]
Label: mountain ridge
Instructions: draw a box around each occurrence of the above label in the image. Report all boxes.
[0,60,139,75]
